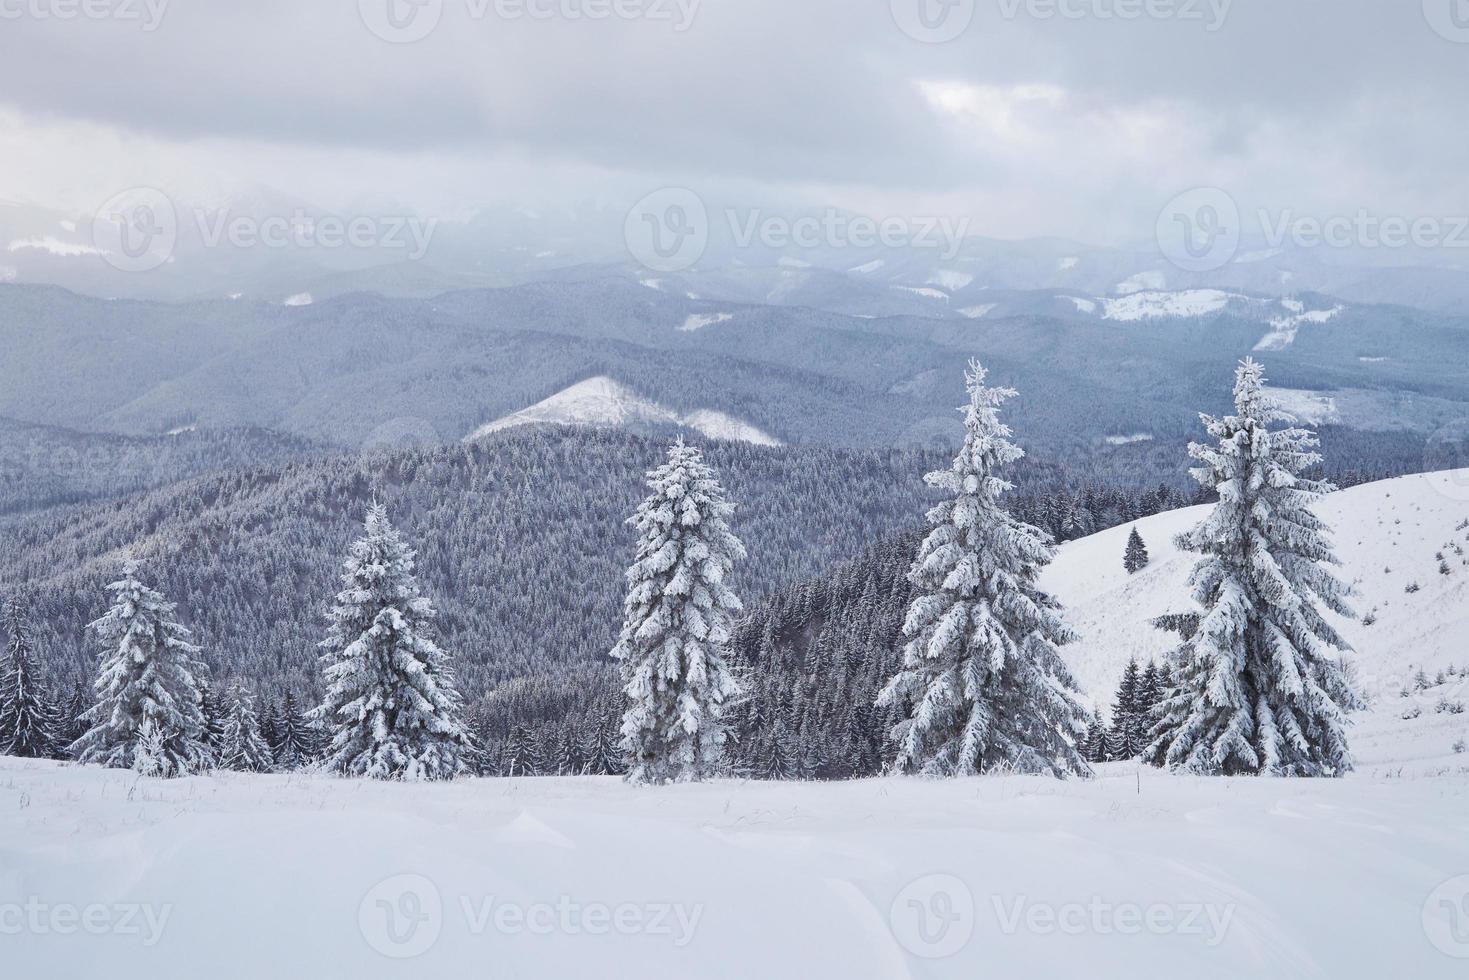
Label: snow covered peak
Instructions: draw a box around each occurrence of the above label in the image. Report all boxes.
[464,376,782,447]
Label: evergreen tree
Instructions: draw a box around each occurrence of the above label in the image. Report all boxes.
[0,593,59,759]
[1109,659,1144,758]
[878,361,1091,777]
[1124,527,1150,574]
[72,559,209,776]
[198,679,231,764]
[505,724,542,776]
[273,691,313,770]
[58,683,91,760]
[611,440,745,785]
[1147,360,1360,776]
[220,684,274,772]
[1138,662,1164,721]
[588,719,625,776]
[317,505,470,781]
[1083,716,1109,763]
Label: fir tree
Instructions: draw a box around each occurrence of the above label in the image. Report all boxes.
[197,679,231,764]
[58,683,91,760]
[611,440,745,785]
[220,684,274,772]
[505,723,542,776]
[1109,659,1144,758]
[878,361,1091,777]
[1147,360,1360,776]
[0,593,59,759]
[317,505,470,781]
[1124,527,1150,574]
[588,718,625,776]
[1083,716,1109,763]
[72,560,209,776]
[273,691,314,770]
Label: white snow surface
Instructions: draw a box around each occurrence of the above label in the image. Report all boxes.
[7,235,104,257]
[891,285,949,301]
[1101,289,1241,321]
[957,303,997,319]
[1254,305,1344,352]
[282,292,313,307]
[1264,387,1340,424]
[1103,433,1153,446]
[464,376,782,447]
[1067,296,1098,313]
[679,312,734,332]
[927,270,974,291]
[5,471,1468,979]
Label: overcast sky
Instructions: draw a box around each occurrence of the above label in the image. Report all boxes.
[2,0,1466,246]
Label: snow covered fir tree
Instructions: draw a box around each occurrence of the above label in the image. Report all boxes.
[0,593,58,759]
[1124,527,1150,574]
[878,360,1091,778]
[611,440,746,785]
[317,504,470,781]
[220,684,275,772]
[1146,359,1362,777]
[71,559,210,777]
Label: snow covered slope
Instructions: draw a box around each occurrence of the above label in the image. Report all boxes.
[1044,468,1469,775]
[3,754,1465,979]
[464,376,782,447]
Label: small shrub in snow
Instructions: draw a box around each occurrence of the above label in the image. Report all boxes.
[1405,582,1421,594]
[1402,706,1422,720]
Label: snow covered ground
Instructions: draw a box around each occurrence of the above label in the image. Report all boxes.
[5,471,1469,979]
[4,756,1465,979]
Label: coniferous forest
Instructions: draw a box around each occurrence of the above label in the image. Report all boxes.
[0,359,1377,782]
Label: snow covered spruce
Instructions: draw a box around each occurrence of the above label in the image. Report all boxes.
[71,559,211,777]
[316,504,470,781]
[878,360,1091,778]
[219,683,274,772]
[0,592,59,759]
[611,440,746,785]
[1146,359,1362,777]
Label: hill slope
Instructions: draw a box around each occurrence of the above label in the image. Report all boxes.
[1044,468,1469,775]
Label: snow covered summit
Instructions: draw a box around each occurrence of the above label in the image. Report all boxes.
[463,376,782,447]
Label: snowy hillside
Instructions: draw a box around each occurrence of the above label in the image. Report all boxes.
[464,376,783,447]
[1045,468,1469,776]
